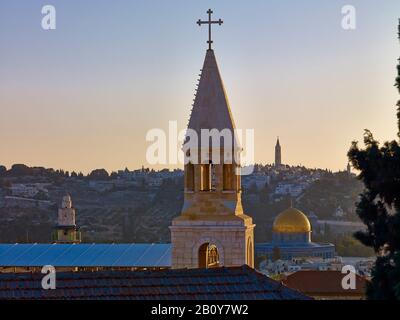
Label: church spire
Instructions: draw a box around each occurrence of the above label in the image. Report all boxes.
[187,49,236,139]
[188,9,235,141]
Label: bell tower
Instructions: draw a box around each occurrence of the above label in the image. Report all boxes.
[275,137,282,168]
[170,10,255,269]
[52,194,81,243]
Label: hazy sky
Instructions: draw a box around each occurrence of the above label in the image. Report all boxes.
[1,0,399,174]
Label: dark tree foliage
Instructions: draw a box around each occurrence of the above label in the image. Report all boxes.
[9,164,31,176]
[348,20,400,300]
[88,169,109,180]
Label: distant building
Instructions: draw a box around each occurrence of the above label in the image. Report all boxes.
[4,196,53,209]
[256,206,335,260]
[274,182,307,197]
[282,270,368,300]
[242,173,269,191]
[261,257,344,275]
[52,195,81,244]
[147,177,163,187]
[334,206,345,219]
[10,183,49,198]
[317,220,365,236]
[347,162,351,175]
[275,137,282,168]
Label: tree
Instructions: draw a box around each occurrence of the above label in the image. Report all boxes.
[9,164,31,176]
[348,20,400,300]
[0,165,6,176]
[88,169,109,180]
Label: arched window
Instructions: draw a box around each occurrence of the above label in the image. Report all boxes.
[198,243,220,268]
[200,164,211,191]
[185,163,194,191]
[223,164,234,190]
[210,162,217,191]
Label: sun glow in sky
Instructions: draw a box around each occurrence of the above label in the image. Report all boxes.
[0,0,399,174]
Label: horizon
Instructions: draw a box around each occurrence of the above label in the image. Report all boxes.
[0,161,345,176]
[1,0,399,174]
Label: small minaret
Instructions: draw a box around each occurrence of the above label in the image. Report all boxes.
[275,137,282,168]
[52,194,81,243]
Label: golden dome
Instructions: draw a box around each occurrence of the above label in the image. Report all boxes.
[272,207,311,233]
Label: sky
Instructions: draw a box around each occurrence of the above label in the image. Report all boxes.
[0,0,399,174]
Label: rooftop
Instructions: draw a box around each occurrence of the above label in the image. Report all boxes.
[0,265,311,300]
[282,270,368,296]
[0,243,171,268]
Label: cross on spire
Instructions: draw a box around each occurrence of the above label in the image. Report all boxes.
[197,9,223,50]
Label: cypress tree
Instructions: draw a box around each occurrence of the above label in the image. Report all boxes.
[348,20,400,299]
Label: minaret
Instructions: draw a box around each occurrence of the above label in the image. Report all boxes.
[275,137,282,168]
[52,194,81,243]
[170,10,255,269]
[347,162,351,175]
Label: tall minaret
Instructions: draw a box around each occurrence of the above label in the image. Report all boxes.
[275,137,282,168]
[170,9,255,269]
[52,194,81,243]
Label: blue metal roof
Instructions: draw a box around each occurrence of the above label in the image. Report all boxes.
[0,243,171,267]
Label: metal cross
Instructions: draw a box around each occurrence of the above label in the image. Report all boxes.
[197,9,223,50]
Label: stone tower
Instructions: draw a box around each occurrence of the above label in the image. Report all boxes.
[347,162,351,175]
[53,194,81,243]
[170,48,255,269]
[275,137,282,168]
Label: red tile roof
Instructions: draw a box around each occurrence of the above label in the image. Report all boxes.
[282,270,368,296]
[0,265,311,300]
